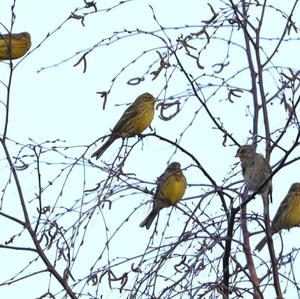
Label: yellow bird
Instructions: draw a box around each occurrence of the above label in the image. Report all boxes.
[140,162,187,229]
[0,32,31,60]
[91,92,155,159]
[255,183,300,251]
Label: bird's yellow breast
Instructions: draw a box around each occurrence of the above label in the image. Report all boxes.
[133,103,155,134]
[285,195,300,228]
[163,175,186,205]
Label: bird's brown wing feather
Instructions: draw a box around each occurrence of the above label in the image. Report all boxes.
[111,104,140,135]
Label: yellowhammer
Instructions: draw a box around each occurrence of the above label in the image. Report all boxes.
[0,32,31,60]
[91,92,156,159]
[255,183,300,251]
[235,144,272,214]
[140,162,187,229]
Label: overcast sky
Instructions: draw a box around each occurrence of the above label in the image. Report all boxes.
[1,1,300,298]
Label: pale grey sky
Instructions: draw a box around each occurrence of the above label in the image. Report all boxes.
[1,1,300,298]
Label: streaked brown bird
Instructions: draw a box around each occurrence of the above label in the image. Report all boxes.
[140,162,187,229]
[0,32,31,60]
[91,92,156,159]
[235,144,272,215]
[255,183,300,251]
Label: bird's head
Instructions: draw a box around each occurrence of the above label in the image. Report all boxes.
[167,162,182,176]
[289,183,300,193]
[138,92,156,106]
[235,144,255,159]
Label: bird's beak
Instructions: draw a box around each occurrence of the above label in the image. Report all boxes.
[235,152,240,158]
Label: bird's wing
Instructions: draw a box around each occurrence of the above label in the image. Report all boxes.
[256,154,271,175]
[154,172,165,199]
[112,103,140,135]
[271,193,290,231]
[256,154,273,201]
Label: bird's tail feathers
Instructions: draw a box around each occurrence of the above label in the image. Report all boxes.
[255,236,267,252]
[269,190,273,203]
[91,137,115,160]
[262,192,270,218]
[140,209,159,229]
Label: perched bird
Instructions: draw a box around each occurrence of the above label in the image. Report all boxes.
[140,162,187,229]
[91,92,156,159]
[235,144,272,212]
[255,183,300,251]
[0,32,31,60]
